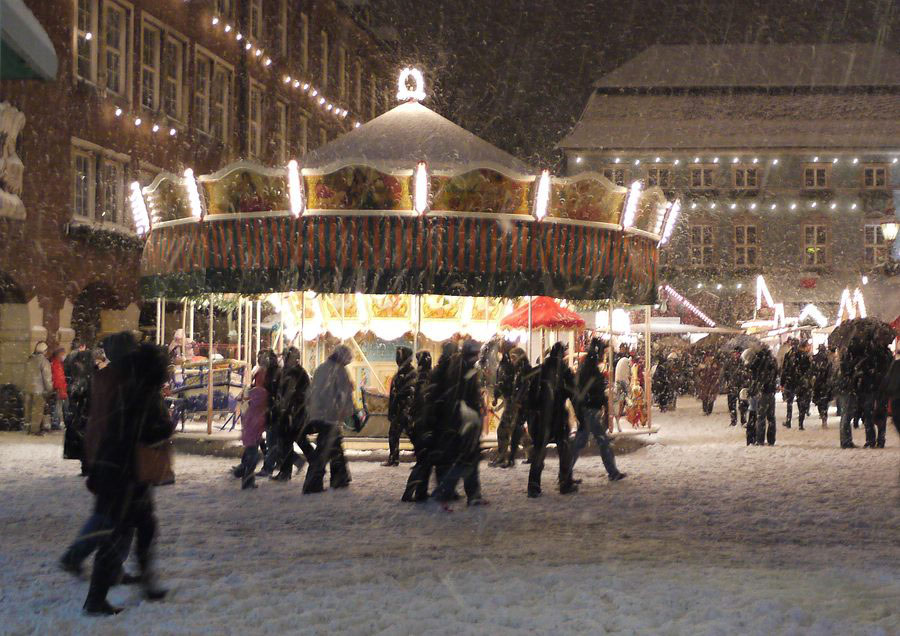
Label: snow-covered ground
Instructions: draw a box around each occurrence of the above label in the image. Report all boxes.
[1,398,897,635]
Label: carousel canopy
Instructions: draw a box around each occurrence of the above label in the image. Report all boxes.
[302,101,533,175]
[501,297,585,330]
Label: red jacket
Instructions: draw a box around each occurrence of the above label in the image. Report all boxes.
[51,357,68,400]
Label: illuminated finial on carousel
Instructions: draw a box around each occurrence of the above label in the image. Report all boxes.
[397,67,426,102]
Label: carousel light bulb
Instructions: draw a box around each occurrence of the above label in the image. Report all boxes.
[713,157,719,163]
[245,42,252,50]
[169,128,176,136]
[614,157,621,164]
[730,203,737,209]
[811,201,817,208]
[830,202,837,209]
[255,49,263,57]
[575,156,583,164]
[772,159,779,165]
[750,203,757,209]
[114,107,123,117]
[264,58,272,66]
[318,97,325,105]
[224,24,232,32]
[862,275,869,285]
[693,157,700,163]
[354,122,360,128]
[311,88,318,96]
[634,159,640,165]
[236,33,243,41]
[813,156,819,162]
[622,180,642,229]
[752,157,759,163]
[151,124,159,132]
[212,17,219,25]
[732,157,739,163]
[287,160,304,217]
[85,32,92,41]
[690,202,697,209]
[396,67,426,101]
[655,156,661,163]
[851,203,858,209]
[293,80,300,88]
[674,159,680,165]
[832,157,839,163]
[134,117,141,126]
[737,283,743,289]
[184,168,203,220]
[283,75,292,83]
[770,203,777,210]
[711,203,717,209]
[302,83,309,91]
[893,158,898,164]
[716,284,723,290]
[852,157,858,164]
[414,161,429,215]
[660,199,681,245]
[129,181,151,236]
[326,103,333,111]
[790,202,797,209]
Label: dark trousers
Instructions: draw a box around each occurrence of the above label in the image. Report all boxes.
[838,394,858,447]
[62,509,133,570]
[240,445,260,486]
[496,404,531,464]
[302,420,350,493]
[815,399,830,422]
[528,421,574,495]
[387,417,409,462]
[756,393,776,444]
[727,392,747,425]
[432,421,482,503]
[858,392,877,447]
[796,391,811,428]
[701,396,716,415]
[891,398,900,440]
[87,487,156,605]
[783,390,795,424]
[573,407,620,477]
[402,437,434,502]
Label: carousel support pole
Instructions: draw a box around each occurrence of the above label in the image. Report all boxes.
[414,295,422,353]
[160,299,166,346]
[189,301,195,341]
[207,296,214,435]
[181,299,187,354]
[237,299,243,362]
[244,299,251,367]
[255,300,262,362]
[644,305,652,429]
[527,296,533,363]
[607,302,616,414]
[155,298,161,345]
[300,292,306,367]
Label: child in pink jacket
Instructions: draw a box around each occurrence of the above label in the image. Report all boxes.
[239,369,269,489]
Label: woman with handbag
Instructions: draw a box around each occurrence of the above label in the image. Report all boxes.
[83,343,175,615]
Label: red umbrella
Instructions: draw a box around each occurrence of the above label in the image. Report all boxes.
[500,297,585,330]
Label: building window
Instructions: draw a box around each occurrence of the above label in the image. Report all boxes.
[803,224,828,265]
[353,61,362,113]
[76,0,98,82]
[647,165,672,188]
[274,102,288,164]
[690,225,714,266]
[369,74,377,119]
[864,224,888,265]
[338,46,348,100]
[248,85,262,158]
[804,164,830,189]
[140,22,160,110]
[193,54,211,133]
[98,159,124,225]
[319,128,328,148]
[73,150,94,220]
[300,13,309,72]
[298,115,308,155]
[274,0,287,56]
[102,1,127,95]
[320,30,329,90]
[249,0,262,41]
[603,168,625,186]
[732,166,759,189]
[863,166,888,189]
[690,166,715,188]
[161,37,184,120]
[210,65,231,143]
[734,224,758,266]
[216,0,232,18]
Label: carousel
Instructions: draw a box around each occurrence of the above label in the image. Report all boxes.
[135,69,677,433]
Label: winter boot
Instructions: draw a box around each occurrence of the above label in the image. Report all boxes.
[609,472,627,482]
[241,474,257,489]
[83,580,121,616]
[140,571,168,602]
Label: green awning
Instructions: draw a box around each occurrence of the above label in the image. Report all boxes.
[1,0,57,80]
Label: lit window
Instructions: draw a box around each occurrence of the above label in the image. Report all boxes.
[734,224,758,266]
[354,61,363,112]
[76,0,98,82]
[647,165,672,188]
[690,225,714,265]
[73,150,94,220]
[863,166,888,189]
[803,224,828,265]
[162,37,184,120]
[732,166,759,189]
[99,159,124,225]
[210,65,231,142]
[141,22,161,110]
[690,166,715,188]
[103,2,127,95]
[249,0,263,41]
[193,54,211,133]
[864,224,888,265]
[803,165,830,189]
[603,167,625,186]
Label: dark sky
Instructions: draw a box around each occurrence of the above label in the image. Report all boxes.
[374,0,899,168]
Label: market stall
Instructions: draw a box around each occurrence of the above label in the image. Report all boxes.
[136,70,674,433]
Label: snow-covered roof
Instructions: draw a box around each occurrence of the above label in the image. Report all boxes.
[301,101,533,176]
[558,92,900,150]
[593,44,900,90]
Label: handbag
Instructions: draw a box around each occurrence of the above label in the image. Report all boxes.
[136,439,175,486]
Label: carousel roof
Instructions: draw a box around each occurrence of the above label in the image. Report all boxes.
[301,101,533,176]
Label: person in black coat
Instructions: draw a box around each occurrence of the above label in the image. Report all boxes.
[384,346,415,467]
[791,341,814,431]
[430,340,486,505]
[811,345,834,428]
[749,346,779,446]
[271,347,312,480]
[780,338,801,428]
[527,342,578,497]
[653,354,677,412]
[490,347,516,467]
[63,349,95,472]
[882,348,900,442]
[722,348,748,426]
[258,349,284,477]
[573,338,625,480]
[83,343,175,615]
[866,343,893,448]
[837,337,866,449]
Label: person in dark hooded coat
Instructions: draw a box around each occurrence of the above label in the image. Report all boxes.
[573,338,625,480]
[722,348,748,426]
[837,337,868,449]
[811,344,834,428]
[881,346,900,441]
[749,346,778,445]
[384,346,415,466]
[865,342,893,448]
[82,343,175,615]
[63,349,96,472]
[652,354,677,412]
[302,345,354,493]
[271,347,312,480]
[527,342,578,497]
[430,340,486,505]
[257,349,284,477]
[780,338,802,428]
[791,341,814,430]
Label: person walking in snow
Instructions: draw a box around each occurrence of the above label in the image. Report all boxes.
[81,343,175,615]
[790,341,814,431]
[653,353,677,412]
[573,337,626,481]
[384,346,416,467]
[811,345,834,428]
[257,349,283,477]
[527,342,578,498]
[611,350,632,432]
[401,350,434,501]
[489,345,516,467]
[696,352,721,416]
[780,338,802,428]
[492,346,533,468]
[723,348,748,426]
[271,347,312,481]
[430,340,487,506]
[836,338,866,449]
[865,342,893,449]
[237,366,271,489]
[749,346,779,445]
[63,348,94,471]
[882,345,900,441]
[301,345,354,493]
[24,341,53,435]
[49,347,68,431]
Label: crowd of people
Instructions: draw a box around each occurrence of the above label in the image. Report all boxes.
[651,336,900,448]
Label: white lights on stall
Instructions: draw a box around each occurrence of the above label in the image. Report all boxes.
[397,67,426,102]
[184,168,204,220]
[533,169,550,221]
[414,161,429,215]
[287,160,305,217]
[798,304,827,327]
[129,182,151,236]
[881,221,899,241]
[661,285,716,327]
[853,288,867,318]
[660,199,680,246]
[621,180,642,229]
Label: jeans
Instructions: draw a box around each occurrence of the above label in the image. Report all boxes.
[62,509,133,568]
[857,392,877,446]
[838,393,858,447]
[796,392,811,428]
[302,420,350,493]
[783,390,795,424]
[756,392,776,444]
[433,415,482,503]
[573,407,620,477]
[727,392,747,425]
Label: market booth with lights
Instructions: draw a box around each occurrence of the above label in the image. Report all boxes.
[135,70,677,433]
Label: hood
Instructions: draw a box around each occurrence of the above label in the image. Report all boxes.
[439,341,458,363]
[395,346,413,367]
[329,345,353,366]
[416,350,432,373]
[126,343,169,389]
[283,346,301,369]
[461,339,481,363]
[548,342,567,361]
[101,331,138,366]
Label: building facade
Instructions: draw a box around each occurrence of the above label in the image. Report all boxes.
[0,0,396,389]
[559,44,900,326]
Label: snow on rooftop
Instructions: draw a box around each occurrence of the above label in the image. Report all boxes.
[302,101,533,175]
[593,44,900,90]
